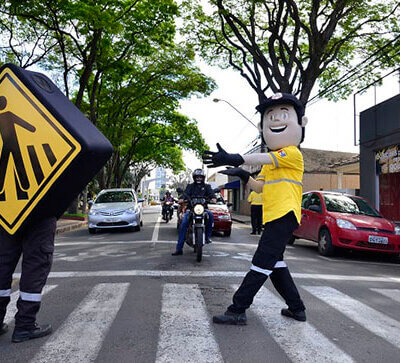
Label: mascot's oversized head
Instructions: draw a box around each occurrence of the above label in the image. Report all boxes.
[256,93,308,151]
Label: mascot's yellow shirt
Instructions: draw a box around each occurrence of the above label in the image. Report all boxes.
[256,145,303,224]
[247,191,263,205]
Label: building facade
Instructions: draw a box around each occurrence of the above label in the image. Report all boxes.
[360,94,400,223]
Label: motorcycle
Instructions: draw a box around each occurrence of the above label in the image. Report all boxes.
[183,196,209,262]
[162,201,174,223]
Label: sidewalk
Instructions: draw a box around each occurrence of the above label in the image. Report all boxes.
[56,218,87,234]
[231,213,251,224]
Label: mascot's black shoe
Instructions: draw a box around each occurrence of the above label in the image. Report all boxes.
[171,250,183,256]
[206,238,212,244]
[213,311,247,325]
[0,323,8,336]
[250,231,256,235]
[281,308,306,322]
[12,323,52,343]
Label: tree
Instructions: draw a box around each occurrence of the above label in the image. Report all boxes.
[92,44,214,189]
[181,0,400,104]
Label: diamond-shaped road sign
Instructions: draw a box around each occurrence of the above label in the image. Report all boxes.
[0,64,113,235]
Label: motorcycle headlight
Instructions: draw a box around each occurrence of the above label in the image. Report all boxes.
[193,204,204,215]
[395,226,400,235]
[336,219,357,230]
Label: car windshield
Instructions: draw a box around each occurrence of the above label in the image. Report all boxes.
[96,191,134,203]
[323,194,380,217]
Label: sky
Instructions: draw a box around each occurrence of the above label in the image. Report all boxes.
[179,61,400,175]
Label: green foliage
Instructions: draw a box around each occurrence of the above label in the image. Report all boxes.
[181,0,400,104]
[0,0,216,190]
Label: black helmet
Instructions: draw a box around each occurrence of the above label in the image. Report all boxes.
[192,168,205,183]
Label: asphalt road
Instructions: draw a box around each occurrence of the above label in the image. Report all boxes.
[1,205,400,363]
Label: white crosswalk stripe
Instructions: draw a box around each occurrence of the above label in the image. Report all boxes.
[155,283,223,363]
[249,285,354,363]
[1,282,397,363]
[303,286,400,348]
[4,285,57,325]
[30,283,129,363]
[370,288,400,303]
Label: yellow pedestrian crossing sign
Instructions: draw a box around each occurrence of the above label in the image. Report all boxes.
[0,67,81,234]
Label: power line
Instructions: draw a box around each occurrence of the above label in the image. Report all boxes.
[307,34,400,106]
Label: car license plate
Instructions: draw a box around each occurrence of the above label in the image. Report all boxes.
[368,235,388,244]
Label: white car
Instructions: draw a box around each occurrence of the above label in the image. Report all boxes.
[88,188,143,234]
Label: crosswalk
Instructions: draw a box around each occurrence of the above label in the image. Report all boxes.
[2,282,400,362]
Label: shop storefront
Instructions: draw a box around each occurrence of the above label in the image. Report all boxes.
[360,94,400,223]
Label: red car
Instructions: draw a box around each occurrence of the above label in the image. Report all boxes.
[208,193,233,237]
[291,191,400,257]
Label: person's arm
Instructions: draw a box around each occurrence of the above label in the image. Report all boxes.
[247,177,263,193]
[242,153,273,166]
[203,143,273,168]
[205,184,217,203]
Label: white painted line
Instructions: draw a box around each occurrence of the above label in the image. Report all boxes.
[249,286,354,363]
[152,216,162,243]
[30,283,129,363]
[370,288,400,303]
[156,284,223,363]
[303,286,400,348]
[4,285,57,325]
[11,270,400,282]
[55,240,260,248]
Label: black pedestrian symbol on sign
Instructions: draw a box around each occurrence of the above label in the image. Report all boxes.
[0,95,57,202]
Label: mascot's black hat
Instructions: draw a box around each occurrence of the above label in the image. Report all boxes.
[256,93,305,121]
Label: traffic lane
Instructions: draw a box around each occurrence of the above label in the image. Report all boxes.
[51,241,400,283]
[55,205,161,243]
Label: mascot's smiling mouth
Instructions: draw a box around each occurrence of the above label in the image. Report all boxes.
[270,125,287,133]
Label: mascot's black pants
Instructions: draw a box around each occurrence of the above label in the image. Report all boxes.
[0,217,56,330]
[228,212,305,314]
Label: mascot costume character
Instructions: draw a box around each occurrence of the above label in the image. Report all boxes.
[203,93,308,325]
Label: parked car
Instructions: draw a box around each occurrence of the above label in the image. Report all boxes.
[208,193,233,237]
[88,188,143,234]
[291,191,400,257]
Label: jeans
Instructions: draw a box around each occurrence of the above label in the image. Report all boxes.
[176,210,214,251]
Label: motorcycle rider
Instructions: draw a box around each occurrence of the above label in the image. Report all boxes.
[161,191,175,220]
[172,169,216,256]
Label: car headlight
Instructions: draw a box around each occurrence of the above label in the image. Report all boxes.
[193,204,204,215]
[89,210,99,216]
[336,219,357,230]
[395,226,400,235]
[218,215,231,220]
[125,208,136,215]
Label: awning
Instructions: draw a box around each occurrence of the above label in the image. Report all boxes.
[222,179,240,190]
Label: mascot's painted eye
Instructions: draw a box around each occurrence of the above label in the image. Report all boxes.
[282,112,288,120]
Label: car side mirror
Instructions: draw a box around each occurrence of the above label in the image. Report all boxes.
[88,200,93,208]
[309,204,321,213]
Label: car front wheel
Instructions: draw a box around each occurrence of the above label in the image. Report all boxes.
[318,228,335,256]
[89,228,96,234]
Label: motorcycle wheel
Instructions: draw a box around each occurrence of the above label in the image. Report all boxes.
[195,227,203,262]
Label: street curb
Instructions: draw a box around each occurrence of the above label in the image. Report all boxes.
[231,217,249,224]
[56,221,87,234]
